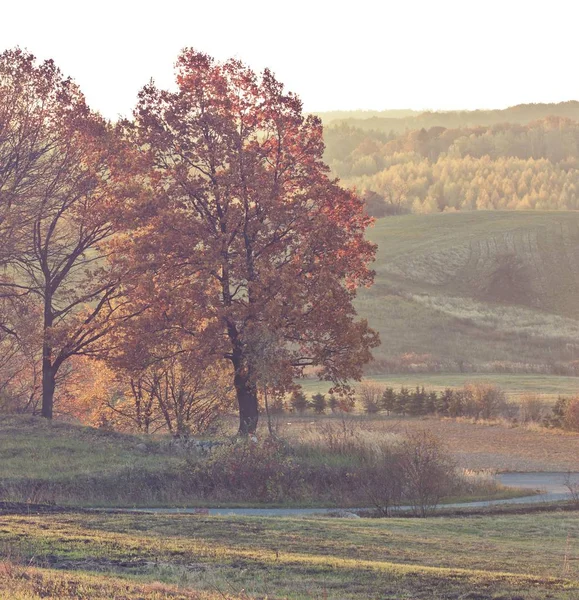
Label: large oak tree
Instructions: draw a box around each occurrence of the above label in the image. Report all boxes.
[117,49,379,434]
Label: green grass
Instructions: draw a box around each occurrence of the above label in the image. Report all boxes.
[0,415,181,480]
[0,415,524,507]
[1,511,578,598]
[358,210,579,371]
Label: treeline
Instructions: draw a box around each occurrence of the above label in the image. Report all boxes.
[280,382,579,433]
[326,101,579,134]
[324,115,579,214]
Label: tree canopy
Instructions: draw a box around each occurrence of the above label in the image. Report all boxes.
[113,49,379,433]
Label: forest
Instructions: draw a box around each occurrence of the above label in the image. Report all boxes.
[323,106,579,214]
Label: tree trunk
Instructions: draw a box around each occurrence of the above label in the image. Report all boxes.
[41,293,55,419]
[233,362,259,435]
[41,358,56,419]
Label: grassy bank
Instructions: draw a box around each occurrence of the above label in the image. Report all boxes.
[1,511,578,599]
[0,415,518,508]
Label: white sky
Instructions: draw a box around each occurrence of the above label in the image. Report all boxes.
[3,0,578,120]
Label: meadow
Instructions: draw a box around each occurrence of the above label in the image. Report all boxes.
[1,510,579,599]
[358,211,579,373]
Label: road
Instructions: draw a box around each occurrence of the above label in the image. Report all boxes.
[117,471,579,517]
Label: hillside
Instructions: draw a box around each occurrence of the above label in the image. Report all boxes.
[323,105,579,215]
[322,101,579,133]
[359,211,579,374]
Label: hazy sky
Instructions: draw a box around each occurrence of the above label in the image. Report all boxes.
[3,0,578,120]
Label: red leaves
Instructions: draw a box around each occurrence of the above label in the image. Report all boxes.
[115,48,379,407]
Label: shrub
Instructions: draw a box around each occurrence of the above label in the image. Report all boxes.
[189,437,303,502]
[289,390,309,414]
[358,383,382,414]
[269,396,286,415]
[519,393,547,423]
[463,382,506,420]
[544,396,568,428]
[398,430,456,517]
[314,415,363,456]
[360,447,405,516]
[311,393,327,415]
[563,397,579,432]
[337,395,356,413]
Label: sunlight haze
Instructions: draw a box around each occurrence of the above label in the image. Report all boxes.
[3,0,578,120]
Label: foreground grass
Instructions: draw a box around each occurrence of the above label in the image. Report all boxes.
[1,511,578,598]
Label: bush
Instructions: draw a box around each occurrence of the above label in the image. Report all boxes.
[398,430,456,517]
[360,447,405,516]
[269,396,286,415]
[189,437,303,502]
[563,397,579,432]
[289,390,309,414]
[359,430,457,517]
[547,396,568,428]
[519,393,547,423]
[314,415,364,456]
[358,383,382,414]
[462,382,506,420]
[311,393,327,415]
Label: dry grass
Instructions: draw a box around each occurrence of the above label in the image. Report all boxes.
[270,413,579,472]
[1,511,579,599]
[356,211,579,371]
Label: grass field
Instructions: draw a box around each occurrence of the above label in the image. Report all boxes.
[2,411,577,510]
[1,511,579,599]
[274,413,579,472]
[359,211,579,372]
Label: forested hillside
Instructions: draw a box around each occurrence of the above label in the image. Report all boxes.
[323,103,579,214]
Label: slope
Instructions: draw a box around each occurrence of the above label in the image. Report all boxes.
[359,211,579,372]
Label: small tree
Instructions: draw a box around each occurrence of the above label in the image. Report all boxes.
[328,394,340,413]
[381,387,396,414]
[290,390,309,414]
[436,388,454,415]
[408,386,426,416]
[311,393,327,415]
[358,383,382,414]
[399,430,456,517]
[394,387,411,415]
[425,391,438,414]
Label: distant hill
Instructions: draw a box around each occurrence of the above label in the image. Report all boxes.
[323,111,579,215]
[313,109,421,124]
[323,101,579,133]
[359,211,579,374]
